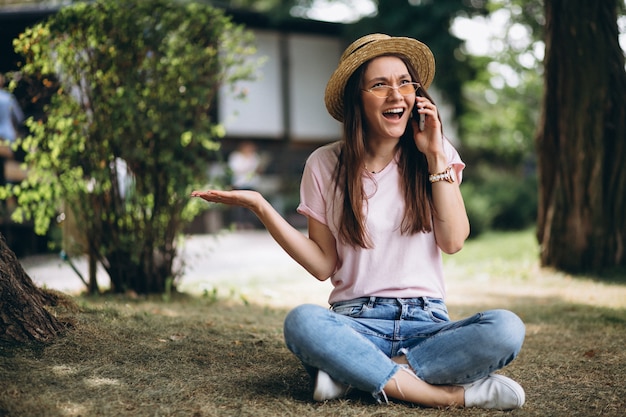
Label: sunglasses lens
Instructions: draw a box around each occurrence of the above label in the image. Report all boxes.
[367,83,418,98]
[398,84,417,95]
[370,87,390,98]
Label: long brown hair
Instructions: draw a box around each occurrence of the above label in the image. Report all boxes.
[333,55,437,248]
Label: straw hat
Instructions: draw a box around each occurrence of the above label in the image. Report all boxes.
[324,33,435,122]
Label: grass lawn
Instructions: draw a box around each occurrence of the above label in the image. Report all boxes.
[1,229,625,416]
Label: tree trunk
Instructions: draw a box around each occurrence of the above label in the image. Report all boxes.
[0,233,73,343]
[536,0,626,273]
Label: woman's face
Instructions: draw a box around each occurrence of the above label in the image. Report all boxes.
[360,55,415,143]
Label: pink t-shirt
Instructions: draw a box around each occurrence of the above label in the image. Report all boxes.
[297,140,465,305]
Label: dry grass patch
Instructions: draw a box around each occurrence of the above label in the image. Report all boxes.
[1,229,625,416]
[2,294,624,417]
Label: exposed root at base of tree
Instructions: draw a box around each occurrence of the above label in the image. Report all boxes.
[0,233,77,344]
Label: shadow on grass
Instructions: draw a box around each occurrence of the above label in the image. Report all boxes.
[1,292,625,417]
[572,267,626,286]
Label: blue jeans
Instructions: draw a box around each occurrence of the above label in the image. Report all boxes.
[283,297,525,399]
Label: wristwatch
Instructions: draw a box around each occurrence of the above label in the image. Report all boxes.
[429,166,454,183]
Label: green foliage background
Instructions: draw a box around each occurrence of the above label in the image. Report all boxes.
[458,0,544,235]
[2,0,259,293]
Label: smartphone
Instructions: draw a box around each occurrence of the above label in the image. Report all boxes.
[412,103,426,131]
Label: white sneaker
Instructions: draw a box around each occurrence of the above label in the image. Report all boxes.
[313,370,350,401]
[462,374,525,410]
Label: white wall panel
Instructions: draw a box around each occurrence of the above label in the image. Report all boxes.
[219,30,284,139]
[288,34,342,141]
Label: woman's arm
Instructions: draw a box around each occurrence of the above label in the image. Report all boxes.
[191,189,337,280]
[413,97,470,254]
[425,157,470,254]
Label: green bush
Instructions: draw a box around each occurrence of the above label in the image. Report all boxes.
[462,172,537,237]
[2,0,259,294]
[461,182,494,238]
[490,174,537,230]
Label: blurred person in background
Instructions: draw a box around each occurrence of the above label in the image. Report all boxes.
[227,141,264,229]
[0,73,25,186]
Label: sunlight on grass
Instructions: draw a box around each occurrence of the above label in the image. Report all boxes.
[443,228,626,310]
[51,365,78,376]
[58,402,89,416]
[443,228,538,275]
[84,377,121,387]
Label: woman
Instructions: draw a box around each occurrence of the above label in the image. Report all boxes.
[191,34,525,410]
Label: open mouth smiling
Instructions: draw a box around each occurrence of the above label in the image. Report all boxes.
[382,108,404,120]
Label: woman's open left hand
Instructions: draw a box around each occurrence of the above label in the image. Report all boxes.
[190,189,262,211]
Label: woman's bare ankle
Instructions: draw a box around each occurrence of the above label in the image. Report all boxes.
[383,367,464,408]
[391,355,409,365]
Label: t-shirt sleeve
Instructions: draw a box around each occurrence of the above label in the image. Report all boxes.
[444,137,466,183]
[296,146,335,226]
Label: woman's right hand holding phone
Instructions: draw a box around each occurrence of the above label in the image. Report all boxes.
[412,96,443,160]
